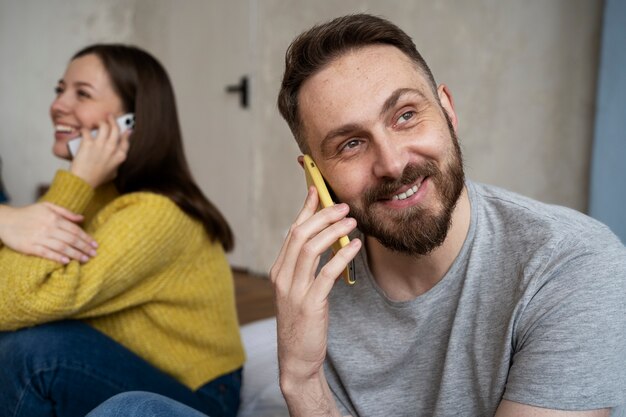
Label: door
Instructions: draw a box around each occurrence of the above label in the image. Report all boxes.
[133,0,255,269]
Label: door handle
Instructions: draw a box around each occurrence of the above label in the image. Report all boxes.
[226,76,249,109]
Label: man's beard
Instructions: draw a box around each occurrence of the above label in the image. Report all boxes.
[349,118,465,256]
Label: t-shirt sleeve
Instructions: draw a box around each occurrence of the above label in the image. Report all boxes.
[503,228,626,411]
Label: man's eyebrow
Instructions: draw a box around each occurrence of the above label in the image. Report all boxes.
[320,123,363,157]
[379,88,427,118]
[319,88,428,157]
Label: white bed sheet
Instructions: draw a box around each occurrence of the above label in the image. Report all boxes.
[238,317,289,417]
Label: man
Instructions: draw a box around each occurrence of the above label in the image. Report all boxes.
[270,13,626,417]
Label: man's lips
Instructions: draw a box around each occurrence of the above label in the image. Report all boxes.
[367,176,430,210]
[380,176,426,201]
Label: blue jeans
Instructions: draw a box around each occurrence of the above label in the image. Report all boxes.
[87,391,211,417]
[0,321,242,417]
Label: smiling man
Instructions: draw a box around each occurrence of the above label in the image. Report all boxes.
[271,14,626,417]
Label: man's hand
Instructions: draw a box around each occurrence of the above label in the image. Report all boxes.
[0,202,97,264]
[70,114,131,189]
[270,186,361,417]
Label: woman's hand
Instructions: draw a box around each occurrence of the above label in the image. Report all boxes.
[0,203,97,264]
[70,114,131,188]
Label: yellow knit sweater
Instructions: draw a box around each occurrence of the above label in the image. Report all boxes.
[0,170,245,390]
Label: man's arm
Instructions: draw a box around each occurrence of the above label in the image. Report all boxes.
[495,400,610,417]
[270,186,360,417]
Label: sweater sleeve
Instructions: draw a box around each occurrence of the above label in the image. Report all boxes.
[0,189,198,331]
[39,170,96,213]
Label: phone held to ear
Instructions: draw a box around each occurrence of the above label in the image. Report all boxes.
[67,113,135,158]
[303,154,356,285]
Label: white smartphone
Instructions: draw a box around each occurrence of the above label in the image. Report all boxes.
[303,154,356,285]
[67,113,135,158]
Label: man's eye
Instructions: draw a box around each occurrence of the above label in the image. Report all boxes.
[397,111,415,124]
[342,139,361,151]
[77,90,91,99]
[54,86,64,95]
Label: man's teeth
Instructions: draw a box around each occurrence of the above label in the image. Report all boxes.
[392,184,420,201]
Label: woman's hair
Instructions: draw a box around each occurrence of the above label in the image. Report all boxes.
[73,44,234,251]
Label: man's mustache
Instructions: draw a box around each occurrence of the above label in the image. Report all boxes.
[362,161,440,204]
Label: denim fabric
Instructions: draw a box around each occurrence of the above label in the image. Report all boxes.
[0,321,242,417]
[87,391,210,417]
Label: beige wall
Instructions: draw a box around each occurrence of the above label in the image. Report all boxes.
[0,0,602,274]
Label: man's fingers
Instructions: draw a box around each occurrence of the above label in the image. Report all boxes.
[293,186,320,226]
[310,238,362,303]
[271,187,319,285]
[291,217,357,292]
[277,202,350,293]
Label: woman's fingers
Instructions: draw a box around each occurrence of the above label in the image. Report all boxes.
[43,202,84,223]
[70,114,130,188]
[0,203,95,264]
[43,203,97,251]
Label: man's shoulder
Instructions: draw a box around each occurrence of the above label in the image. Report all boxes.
[470,181,621,252]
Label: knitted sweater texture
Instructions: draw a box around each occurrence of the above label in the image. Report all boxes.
[0,170,245,389]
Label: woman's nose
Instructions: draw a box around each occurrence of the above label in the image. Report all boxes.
[50,92,71,116]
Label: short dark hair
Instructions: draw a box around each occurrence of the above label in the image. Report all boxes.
[73,44,234,251]
[277,13,438,152]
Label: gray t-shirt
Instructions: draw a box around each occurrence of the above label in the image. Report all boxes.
[324,181,626,417]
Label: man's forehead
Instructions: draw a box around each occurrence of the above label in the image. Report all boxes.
[297,45,435,150]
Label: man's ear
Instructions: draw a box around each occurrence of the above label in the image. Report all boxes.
[437,84,458,132]
[297,155,305,168]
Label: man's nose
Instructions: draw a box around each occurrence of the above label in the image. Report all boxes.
[371,133,408,179]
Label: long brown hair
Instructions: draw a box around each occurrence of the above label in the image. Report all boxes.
[73,44,234,251]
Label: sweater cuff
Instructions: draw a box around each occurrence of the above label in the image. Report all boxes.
[40,170,95,214]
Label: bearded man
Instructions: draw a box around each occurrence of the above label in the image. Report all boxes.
[271,13,626,417]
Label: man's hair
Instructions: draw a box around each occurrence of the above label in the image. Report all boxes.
[277,13,438,152]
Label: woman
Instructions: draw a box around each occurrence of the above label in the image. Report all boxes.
[0,44,244,417]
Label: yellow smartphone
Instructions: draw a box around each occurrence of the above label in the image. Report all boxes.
[303,154,355,285]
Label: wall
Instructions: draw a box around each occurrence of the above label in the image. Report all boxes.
[0,0,604,274]
[0,0,136,205]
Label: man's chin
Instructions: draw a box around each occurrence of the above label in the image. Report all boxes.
[354,205,453,255]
